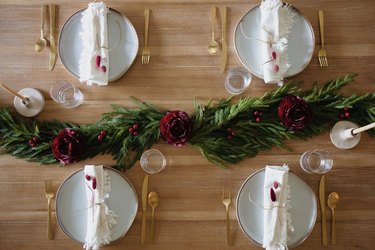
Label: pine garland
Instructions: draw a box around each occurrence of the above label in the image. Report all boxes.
[0,74,374,170]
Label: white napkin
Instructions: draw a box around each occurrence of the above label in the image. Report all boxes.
[260,0,295,86]
[263,165,293,250]
[79,2,109,86]
[83,165,117,250]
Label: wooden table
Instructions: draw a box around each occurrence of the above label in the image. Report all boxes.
[0,0,374,249]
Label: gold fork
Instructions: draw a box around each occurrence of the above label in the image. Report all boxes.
[222,188,232,246]
[141,9,151,64]
[45,180,54,240]
[318,10,328,67]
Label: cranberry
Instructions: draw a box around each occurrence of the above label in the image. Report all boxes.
[133,131,139,136]
[227,135,233,140]
[101,66,107,73]
[273,181,279,189]
[132,124,138,130]
[256,117,261,123]
[345,112,350,118]
[85,174,91,181]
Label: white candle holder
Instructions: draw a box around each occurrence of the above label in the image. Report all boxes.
[330,121,361,149]
[14,88,45,117]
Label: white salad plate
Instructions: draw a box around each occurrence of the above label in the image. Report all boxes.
[234,5,315,79]
[236,168,317,247]
[59,8,138,82]
[56,167,138,243]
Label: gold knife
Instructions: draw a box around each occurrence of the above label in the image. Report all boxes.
[220,6,227,73]
[49,5,57,71]
[141,174,149,245]
[319,175,328,246]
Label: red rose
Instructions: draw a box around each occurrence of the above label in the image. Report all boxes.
[51,128,86,164]
[278,95,312,130]
[159,110,193,147]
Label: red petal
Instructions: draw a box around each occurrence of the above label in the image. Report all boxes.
[270,187,276,202]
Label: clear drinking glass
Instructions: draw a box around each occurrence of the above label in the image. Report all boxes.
[140,149,166,174]
[300,149,333,174]
[224,67,252,95]
[50,80,84,108]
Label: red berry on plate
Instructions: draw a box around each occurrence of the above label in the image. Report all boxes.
[270,187,276,202]
[271,51,277,60]
[273,65,279,72]
[96,55,101,68]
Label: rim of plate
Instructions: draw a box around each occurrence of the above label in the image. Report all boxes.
[59,8,138,82]
[55,166,138,244]
[234,4,315,80]
[235,168,317,248]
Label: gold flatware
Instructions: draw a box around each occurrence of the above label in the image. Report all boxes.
[141,174,149,244]
[318,10,328,67]
[45,180,54,240]
[327,192,340,245]
[208,6,219,55]
[222,188,232,246]
[141,9,151,64]
[35,5,48,53]
[49,5,57,71]
[148,191,159,243]
[220,7,227,73]
[319,175,328,246]
[0,82,30,106]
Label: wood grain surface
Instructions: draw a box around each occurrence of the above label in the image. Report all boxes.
[0,0,374,249]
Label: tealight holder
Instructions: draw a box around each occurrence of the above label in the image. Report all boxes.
[13,88,45,117]
[330,121,361,149]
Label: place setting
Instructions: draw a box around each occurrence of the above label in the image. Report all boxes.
[59,1,139,86]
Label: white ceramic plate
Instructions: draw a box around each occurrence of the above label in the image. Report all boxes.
[56,167,138,243]
[59,8,138,82]
[234,5,315,79]
[236,168,317,247]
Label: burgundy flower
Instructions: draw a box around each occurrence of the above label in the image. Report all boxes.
[278,95,312,130]
[159,110,193,147]
[51,128,86,164]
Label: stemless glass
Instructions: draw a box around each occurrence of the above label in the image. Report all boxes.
[140,149,166,174]
[224,67,252,95]
[50,80,84,108]
[300,149,333,174]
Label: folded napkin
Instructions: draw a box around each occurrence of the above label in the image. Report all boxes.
[79,2,109,86]
[84,165,117,250]
[260,0,295,86]
[263,165,293,250]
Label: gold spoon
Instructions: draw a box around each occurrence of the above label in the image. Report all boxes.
[327,192,340,245]
[35,5,48,53]
[148,191,159,243]
[208,6,220,55]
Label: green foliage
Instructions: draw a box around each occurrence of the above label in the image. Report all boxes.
[0,74,374,169]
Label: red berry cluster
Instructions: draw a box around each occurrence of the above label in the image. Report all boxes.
[253,110,262,123]
[96,55,107,73]
[227,128,236,140]
[28,136,39,147]
[339,107,351,119]
[270,181,279,202]
[85,174,97,190]
[97,130,106,142]
[129,123,139,136]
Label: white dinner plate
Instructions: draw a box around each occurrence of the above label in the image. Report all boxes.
[56,167,138,243]
[59,8,138,82]
[234,5,315,79]
[236,168,317,247]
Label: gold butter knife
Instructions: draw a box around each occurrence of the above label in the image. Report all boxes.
[141,174,149,244]
[49,5,57,71]
[220,6,227,73]
[319,175,328,246]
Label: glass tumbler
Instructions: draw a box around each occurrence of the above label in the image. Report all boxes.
[50,80,84,108]
[224,67,252,95]
[140,149,166,174]
[300,149,333,174]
